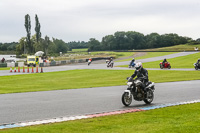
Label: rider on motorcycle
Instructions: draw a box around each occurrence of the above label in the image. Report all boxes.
[162,58,167,66]
[129,58,135,67]
[107,57,113,65]
[196,58,200,67]
[131,62,149,92]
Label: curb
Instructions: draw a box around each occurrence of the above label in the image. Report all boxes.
[0,99,200,130]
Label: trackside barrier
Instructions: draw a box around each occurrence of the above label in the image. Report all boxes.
[31,66,34,73]
[18,66,20,72]
[40,67,43,73]
[36,66,38,73]
[23,66,25,73]
[8,66,44,73]
[10,67,12,72]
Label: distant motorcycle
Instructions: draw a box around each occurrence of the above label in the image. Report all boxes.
[88,59,92,66]
[159,62,171,69]
[106,60,114,68]
[129,61,135,68]
[121,77,155,106]
[194,63,200,70]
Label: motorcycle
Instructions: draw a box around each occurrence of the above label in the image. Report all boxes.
[121,77,155,106]
[129,61,135,68]
[194,63,200,70]
[88,59,92,66]
[159,62,171,69]
[107,61,114,68]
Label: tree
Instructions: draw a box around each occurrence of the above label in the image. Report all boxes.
[88,38,101,51]
[52,38,68,53]
[101,35,115,50]
[24,14,32,53]
[35,14,41,43]
[43,35,50,55]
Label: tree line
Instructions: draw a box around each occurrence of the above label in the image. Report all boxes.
[88,31,199,51]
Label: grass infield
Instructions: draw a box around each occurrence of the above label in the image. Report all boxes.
[0,69,200,94]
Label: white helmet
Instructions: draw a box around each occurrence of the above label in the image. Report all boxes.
[135,62,142,71]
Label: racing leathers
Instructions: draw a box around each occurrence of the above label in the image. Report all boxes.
[131,67,149,91]
[162,59,167,66]
[196,59,200,67]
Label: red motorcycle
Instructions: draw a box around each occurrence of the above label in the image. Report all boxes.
[159,62,171,69]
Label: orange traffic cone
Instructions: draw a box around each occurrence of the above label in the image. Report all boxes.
[23,66,25,73]
[14,67,16,72]
[31,66,34,73]
[36,66,38,73]
[10,66,12,72]
[27,67,29,73]
[40,67,43,73]
[18,66,20,72]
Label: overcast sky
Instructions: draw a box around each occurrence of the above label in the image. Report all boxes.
[0,0,200,43]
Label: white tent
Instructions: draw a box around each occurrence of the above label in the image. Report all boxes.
[35,51,44,56]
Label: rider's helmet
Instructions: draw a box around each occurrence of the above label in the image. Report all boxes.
[132,58,135,61]
[135,62,142,71]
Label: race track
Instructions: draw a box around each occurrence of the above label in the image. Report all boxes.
[0,80,200,125]
[0,52,199,125]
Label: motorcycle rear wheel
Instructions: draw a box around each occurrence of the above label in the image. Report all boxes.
[144,89,154,104]
[122,92,132,106]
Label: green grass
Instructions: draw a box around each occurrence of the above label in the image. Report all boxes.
[136,44,200,51]
[71,48,88,52]
[0,69,200,94]
[118,52,200,68]
[117,52,177,62]
[91,51,134,58]
[142,52,200,68]
[2,103,200,133]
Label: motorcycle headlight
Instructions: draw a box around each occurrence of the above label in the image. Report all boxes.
[127,82,132,87]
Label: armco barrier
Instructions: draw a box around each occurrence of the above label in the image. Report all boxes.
[70,59,75,63]
[0,63,7,67]
[61,61,66,65]
[39,63,44,67]
[50,61,56,66]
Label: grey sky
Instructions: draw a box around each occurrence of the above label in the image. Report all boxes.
[0,0,200,43]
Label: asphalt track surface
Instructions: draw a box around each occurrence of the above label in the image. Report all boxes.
[0,52,198,76]
[0,52,199,125]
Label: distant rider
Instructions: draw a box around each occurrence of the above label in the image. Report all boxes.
[129,58,135,68]
[162,58,167,66]
[131,62,149,92]
[196,58,200,67]
[88,58,92,65]
[107,57,114,67]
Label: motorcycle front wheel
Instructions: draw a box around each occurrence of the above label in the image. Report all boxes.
[144,89,154,104]
[195,66,198,70]
[122,92,132,106]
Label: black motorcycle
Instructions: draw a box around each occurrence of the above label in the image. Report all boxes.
[194,63,200,70]
[107,61,114,68]
[122,77,155,106]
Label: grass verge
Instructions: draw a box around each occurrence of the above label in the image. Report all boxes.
[1,103,200,133]
[117,52,177,62]
[119,52,200,68]
[135,44,200,51]
[0,69,200,94]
